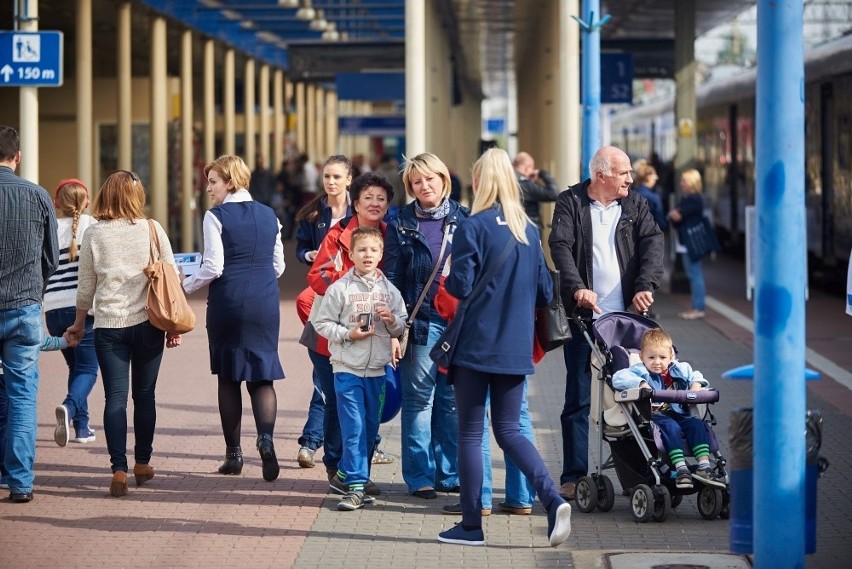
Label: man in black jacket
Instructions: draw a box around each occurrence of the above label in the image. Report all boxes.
[548,146,664,500]
[513,151,560,228]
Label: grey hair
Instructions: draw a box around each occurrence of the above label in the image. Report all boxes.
[589,148,614,178]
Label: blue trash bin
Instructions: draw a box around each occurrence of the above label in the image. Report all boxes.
[729,408,827,554]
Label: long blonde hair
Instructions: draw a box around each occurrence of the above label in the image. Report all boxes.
[471,148,530,245]
[54,178,89,261]
[681,168,703,194]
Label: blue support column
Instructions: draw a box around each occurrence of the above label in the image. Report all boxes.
[574,1,608,180]
[754,1,806,567]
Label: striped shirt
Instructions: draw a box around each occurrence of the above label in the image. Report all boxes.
[44,214,96,312]
[0,165,59,309]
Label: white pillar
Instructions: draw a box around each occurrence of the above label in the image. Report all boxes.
[180,29,194,251]
[223,49,236,156]
[244,58,256,169]
[273,69,284,169]
[560,0,581,184]
[315,87,325,160]
[296,81,306,152]
[326,90,338,156]
[202,39,215,209]
[117,1,132,171]
[259,63,270,168]
[149,16,168,224]
[307,83,317,160]
[405,0,426,155]
[76,0,93,187]
[18,0,38,182]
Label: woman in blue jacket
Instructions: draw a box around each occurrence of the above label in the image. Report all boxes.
[436,148,571,547]
[384,152,469,498]
[668,168,709,320]
[293,155,352,468]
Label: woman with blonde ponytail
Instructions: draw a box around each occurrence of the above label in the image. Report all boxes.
[44,179,99,447]
[436,148,572,547]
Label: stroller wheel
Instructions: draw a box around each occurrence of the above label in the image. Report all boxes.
[575,476,598,513]
[697,486,724,520]
[670,493,684,508]
[596,475,615,512]
[630,484,654,523]
[651,485,671,523]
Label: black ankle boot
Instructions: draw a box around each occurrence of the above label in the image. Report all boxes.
[256,434,279,482]
[218,446,243,475]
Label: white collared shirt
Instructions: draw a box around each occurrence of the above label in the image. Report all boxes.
[183,189,285,294]
[590,199,625,316]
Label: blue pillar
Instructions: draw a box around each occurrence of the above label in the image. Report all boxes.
[754,1,806,567]
[580,0,601,180]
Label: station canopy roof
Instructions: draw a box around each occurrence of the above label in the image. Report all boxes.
[1,0,754,97]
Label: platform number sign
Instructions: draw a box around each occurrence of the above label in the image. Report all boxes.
[0,31,64,87]
[601,53,633,104]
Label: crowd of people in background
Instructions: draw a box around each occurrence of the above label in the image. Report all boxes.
[2,116,709,547]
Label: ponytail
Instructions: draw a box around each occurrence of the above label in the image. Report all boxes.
[69,210,81,261]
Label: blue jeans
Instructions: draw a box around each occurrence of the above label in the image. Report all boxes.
[95,321,165,473]
[560,320,592,484]
[482,380,536,509]
[400,315,458,493]
[45,308,98,433]
[454,366,564,526]
[334,372,383,487]
[682,253,706,311]
[310,349,341,473]
[298,349,325,451]
[0,304,42,493]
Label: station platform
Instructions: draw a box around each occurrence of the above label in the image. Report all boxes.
[1,246,850,569]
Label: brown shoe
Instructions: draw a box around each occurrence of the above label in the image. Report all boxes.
[679,309,705,320]
[133,463,155,487]
[498,502,533,515]
[110,471,129,497]
[559,482,576,500]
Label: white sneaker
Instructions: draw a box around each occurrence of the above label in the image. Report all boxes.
[54,405,70,447]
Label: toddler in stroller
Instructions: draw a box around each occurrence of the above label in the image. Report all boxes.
[575,312,729,523]
[612,327,725,491]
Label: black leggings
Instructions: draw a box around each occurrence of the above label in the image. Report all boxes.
[453,366,563,527]
[217,376,277,447]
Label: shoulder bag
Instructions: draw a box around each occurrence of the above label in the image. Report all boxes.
[535,263,572,351]
[429,236,516,369]
[398,223,451,357]
[144,219,196,334]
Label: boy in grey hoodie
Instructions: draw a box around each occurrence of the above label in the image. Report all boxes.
[314,227,407,510]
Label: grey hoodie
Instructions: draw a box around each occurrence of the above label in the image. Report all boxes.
[313,268,407,377]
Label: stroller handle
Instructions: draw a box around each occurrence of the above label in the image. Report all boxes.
[651,388,720,404]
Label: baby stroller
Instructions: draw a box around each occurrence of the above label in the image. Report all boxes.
[574,311,730,523]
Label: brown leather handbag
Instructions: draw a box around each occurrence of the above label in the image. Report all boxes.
[144,219,196,334]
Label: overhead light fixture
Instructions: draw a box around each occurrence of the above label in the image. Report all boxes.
[239,20,256,30]
[221,9,241,21]
[309,9,327,31]
[278,0,299,7]
[322,22,339,41]
[296,0,315,21]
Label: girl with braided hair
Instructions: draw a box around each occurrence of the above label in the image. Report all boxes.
[44,178,100,447]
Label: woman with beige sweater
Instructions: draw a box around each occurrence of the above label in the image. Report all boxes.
[67,170,182,497]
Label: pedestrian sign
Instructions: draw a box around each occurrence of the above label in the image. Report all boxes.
[0,31,63,87]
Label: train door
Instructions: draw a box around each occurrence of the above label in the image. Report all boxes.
[820,83,835,263]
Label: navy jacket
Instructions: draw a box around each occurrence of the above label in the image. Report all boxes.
[548,180,665,315]
[384,199,468,346]
[445,204,552,376]
[294,198,353,265]
[635,184,668,232]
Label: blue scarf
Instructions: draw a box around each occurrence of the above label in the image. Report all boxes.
[414,198,450,220]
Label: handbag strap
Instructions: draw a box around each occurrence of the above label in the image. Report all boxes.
[455,234,517,316]
[405,223,451,326]
[147,219,161,265]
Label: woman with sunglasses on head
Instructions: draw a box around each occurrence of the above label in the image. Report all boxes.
[183,155,286,483]
[45,178,99,448]
[66,170,183,497]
